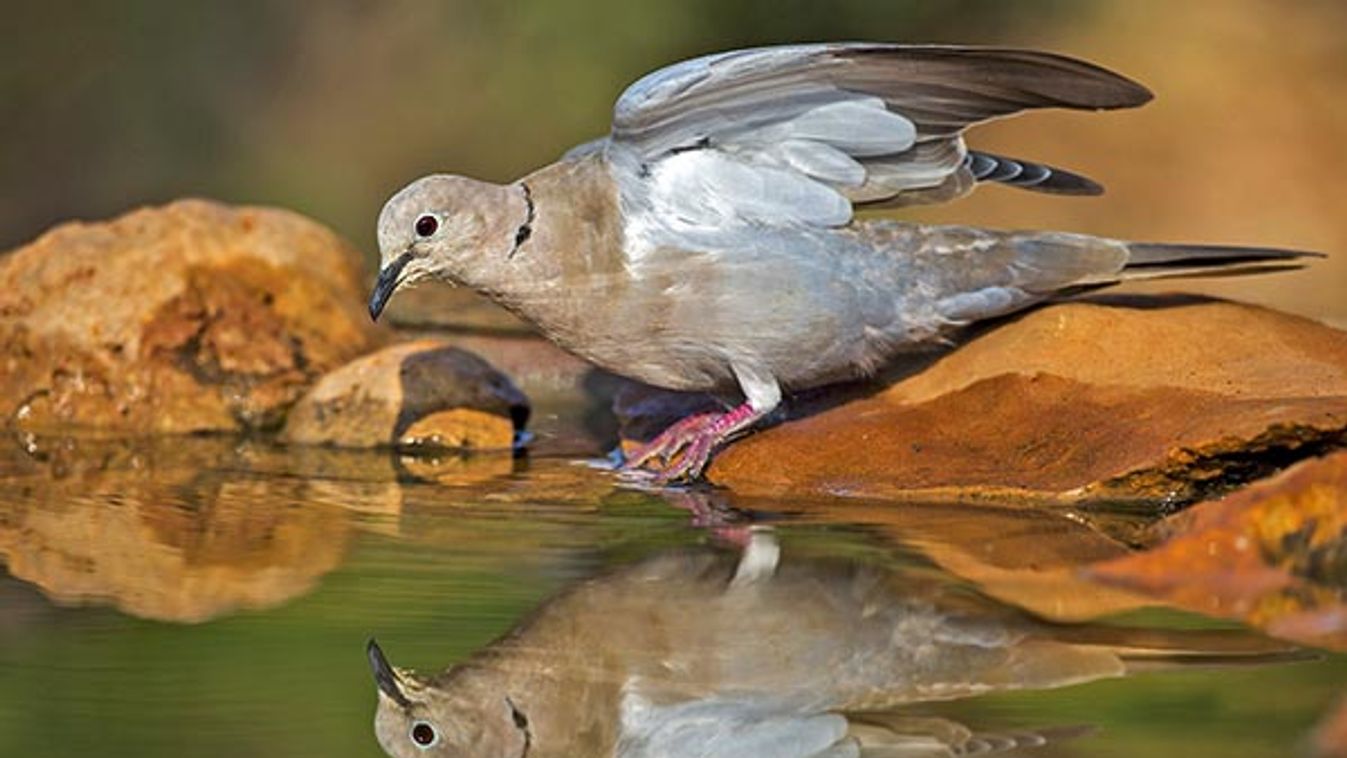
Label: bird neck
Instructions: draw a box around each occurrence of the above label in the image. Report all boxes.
[469,154,628,339]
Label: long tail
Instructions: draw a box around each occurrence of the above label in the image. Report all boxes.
[893,223,1324,326]
[1050,623,1314,673]
[1116,241,1323,282]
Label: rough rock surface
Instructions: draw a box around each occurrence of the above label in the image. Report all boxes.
[280,339,529,450]
[0,199,380,433]
[625,297,1347,503]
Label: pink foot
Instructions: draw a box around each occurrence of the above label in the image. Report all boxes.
[622,401,763,483]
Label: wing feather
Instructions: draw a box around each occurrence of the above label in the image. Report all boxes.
[601,43,1149,238]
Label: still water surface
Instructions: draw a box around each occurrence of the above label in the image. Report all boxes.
[0,435,1342,757]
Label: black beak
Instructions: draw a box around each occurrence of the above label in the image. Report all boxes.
[367,638,412,708]
[368,251,413,322]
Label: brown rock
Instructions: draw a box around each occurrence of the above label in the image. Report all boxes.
[437,331,618,456]
[280,339,528,450]
[700,297,1347,503]
[0,199,380,433]
[390,326,622,457]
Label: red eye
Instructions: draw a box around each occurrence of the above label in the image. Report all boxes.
[414,215,439,238]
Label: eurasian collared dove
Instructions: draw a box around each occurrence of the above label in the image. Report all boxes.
[367,44,1317,481]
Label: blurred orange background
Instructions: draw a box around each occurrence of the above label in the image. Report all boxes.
[3,0,1343,325]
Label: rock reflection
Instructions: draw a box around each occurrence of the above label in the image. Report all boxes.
[368,530,1289,758]
[0,434,351,623]
[0,432,616,623]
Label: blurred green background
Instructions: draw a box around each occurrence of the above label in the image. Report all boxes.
[4,0,1345,325]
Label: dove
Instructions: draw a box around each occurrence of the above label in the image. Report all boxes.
[367,43,1318,481]
[365,530,1296,758]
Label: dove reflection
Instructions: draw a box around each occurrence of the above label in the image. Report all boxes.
[368,530,1287,758]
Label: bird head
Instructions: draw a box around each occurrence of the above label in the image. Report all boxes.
[368,175,527,321]
[366,639,532,758]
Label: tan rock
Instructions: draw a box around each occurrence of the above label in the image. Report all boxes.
[280,339,528,450]
[885,295,1347,405]
[0,199,380,433]
[697,297,1347,503]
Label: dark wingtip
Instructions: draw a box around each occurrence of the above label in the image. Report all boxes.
[1034,170,1105,196]
[1111,77,1155,109]
[969,151,1105,196]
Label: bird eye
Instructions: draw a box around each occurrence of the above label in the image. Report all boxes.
[414,214,439,238]
[410,721,439,748]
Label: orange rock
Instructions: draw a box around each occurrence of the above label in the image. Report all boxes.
[700,297,1347,503]
[1088,451,1347,651]
[0,199,380,433]
[280,339,528,450]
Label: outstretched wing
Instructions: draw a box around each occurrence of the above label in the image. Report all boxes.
[598,44,1151,230]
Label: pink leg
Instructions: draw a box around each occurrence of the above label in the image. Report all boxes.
[622,401,765,483]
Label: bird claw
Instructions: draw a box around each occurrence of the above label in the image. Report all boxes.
[620,412,723,484]
[619,401,766,484]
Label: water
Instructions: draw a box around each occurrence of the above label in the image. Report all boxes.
[0,434,1343,757]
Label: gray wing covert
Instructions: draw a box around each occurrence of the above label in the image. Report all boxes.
[601,43,1151,233]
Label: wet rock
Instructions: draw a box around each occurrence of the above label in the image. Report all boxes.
[385,277,623,457]
[696,297,1347,503]
[442,332,619,456]
[390,326,621,457]
[0,199,380,433]
[280,339,529,451]
[1088,451,1347,651]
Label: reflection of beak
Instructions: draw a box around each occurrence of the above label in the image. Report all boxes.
[367,638,412,707]
[368,251,413,322]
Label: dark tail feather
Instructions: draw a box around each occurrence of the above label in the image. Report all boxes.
[967,150,1104,195]
[1120,242,1324,281]
[1052,623,1315,674]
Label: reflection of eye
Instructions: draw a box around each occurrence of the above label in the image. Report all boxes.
[410,721,438,749]
[414,214,439,238]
